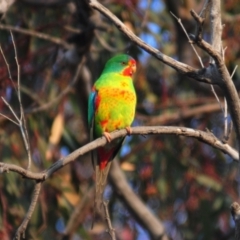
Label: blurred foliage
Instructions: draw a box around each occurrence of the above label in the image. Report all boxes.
[0,0,240,239]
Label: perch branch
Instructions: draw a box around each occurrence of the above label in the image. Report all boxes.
[0,126,238,181]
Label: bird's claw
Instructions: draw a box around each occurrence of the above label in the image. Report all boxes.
[103,132,112,142]
[125,126,132,135]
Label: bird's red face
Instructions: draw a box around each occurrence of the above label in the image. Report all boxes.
[122,59,137,77]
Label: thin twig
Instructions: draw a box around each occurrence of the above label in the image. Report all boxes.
[172,9,224,114]
[26,59,85,113]
[231,65,238,79]
[0,23,73,50]
[1,96,20,122]
[199,0,210,18]
[170,10,224,116]
[0,45,12,78]
[10,31,32,170]
[0,44,17,92]
[14,181,42,240]
[170,11,204,67]
[103,201,116,240]
[0,112,18,125]
[210,85,224,112]
[94,30,119,52]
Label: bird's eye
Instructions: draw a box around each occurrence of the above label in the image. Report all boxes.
[121,62,126,65]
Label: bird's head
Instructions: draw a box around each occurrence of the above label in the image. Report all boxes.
[103,54,137,77]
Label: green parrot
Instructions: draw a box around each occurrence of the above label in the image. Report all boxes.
[88,54,137,214]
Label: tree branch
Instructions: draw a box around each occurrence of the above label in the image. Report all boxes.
[14,181,42,240]
[0,126,238,181]
[209,0,223,55]
[88,0,214,84]
[0,24,73,50]
[26,58,85,114]
[103,201,116,240]
[190,9,240,168]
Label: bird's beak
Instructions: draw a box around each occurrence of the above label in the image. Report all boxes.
[131,63,136,74]
[129,60,137,74]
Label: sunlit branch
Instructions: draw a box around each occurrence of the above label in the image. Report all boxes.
[88,0,214,84]
[0,126,238,181]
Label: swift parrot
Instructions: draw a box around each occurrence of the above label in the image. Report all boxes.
[88,54,137,214]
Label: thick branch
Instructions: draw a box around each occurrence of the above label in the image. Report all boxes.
[209,0,222,55]
[0,126,238,181]
[190,10,240,160]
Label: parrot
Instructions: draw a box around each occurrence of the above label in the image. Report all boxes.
[88,54,137,216]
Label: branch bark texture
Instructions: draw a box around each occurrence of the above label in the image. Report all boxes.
[0,126,238,181]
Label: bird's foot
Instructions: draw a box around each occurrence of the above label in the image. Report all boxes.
[103,132,112,142]
[125,126,132,135]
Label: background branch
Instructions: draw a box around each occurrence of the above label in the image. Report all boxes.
[109,161,169,240]
[0,24,73,49]
[231,202,240,240]
[14,181,42,240]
